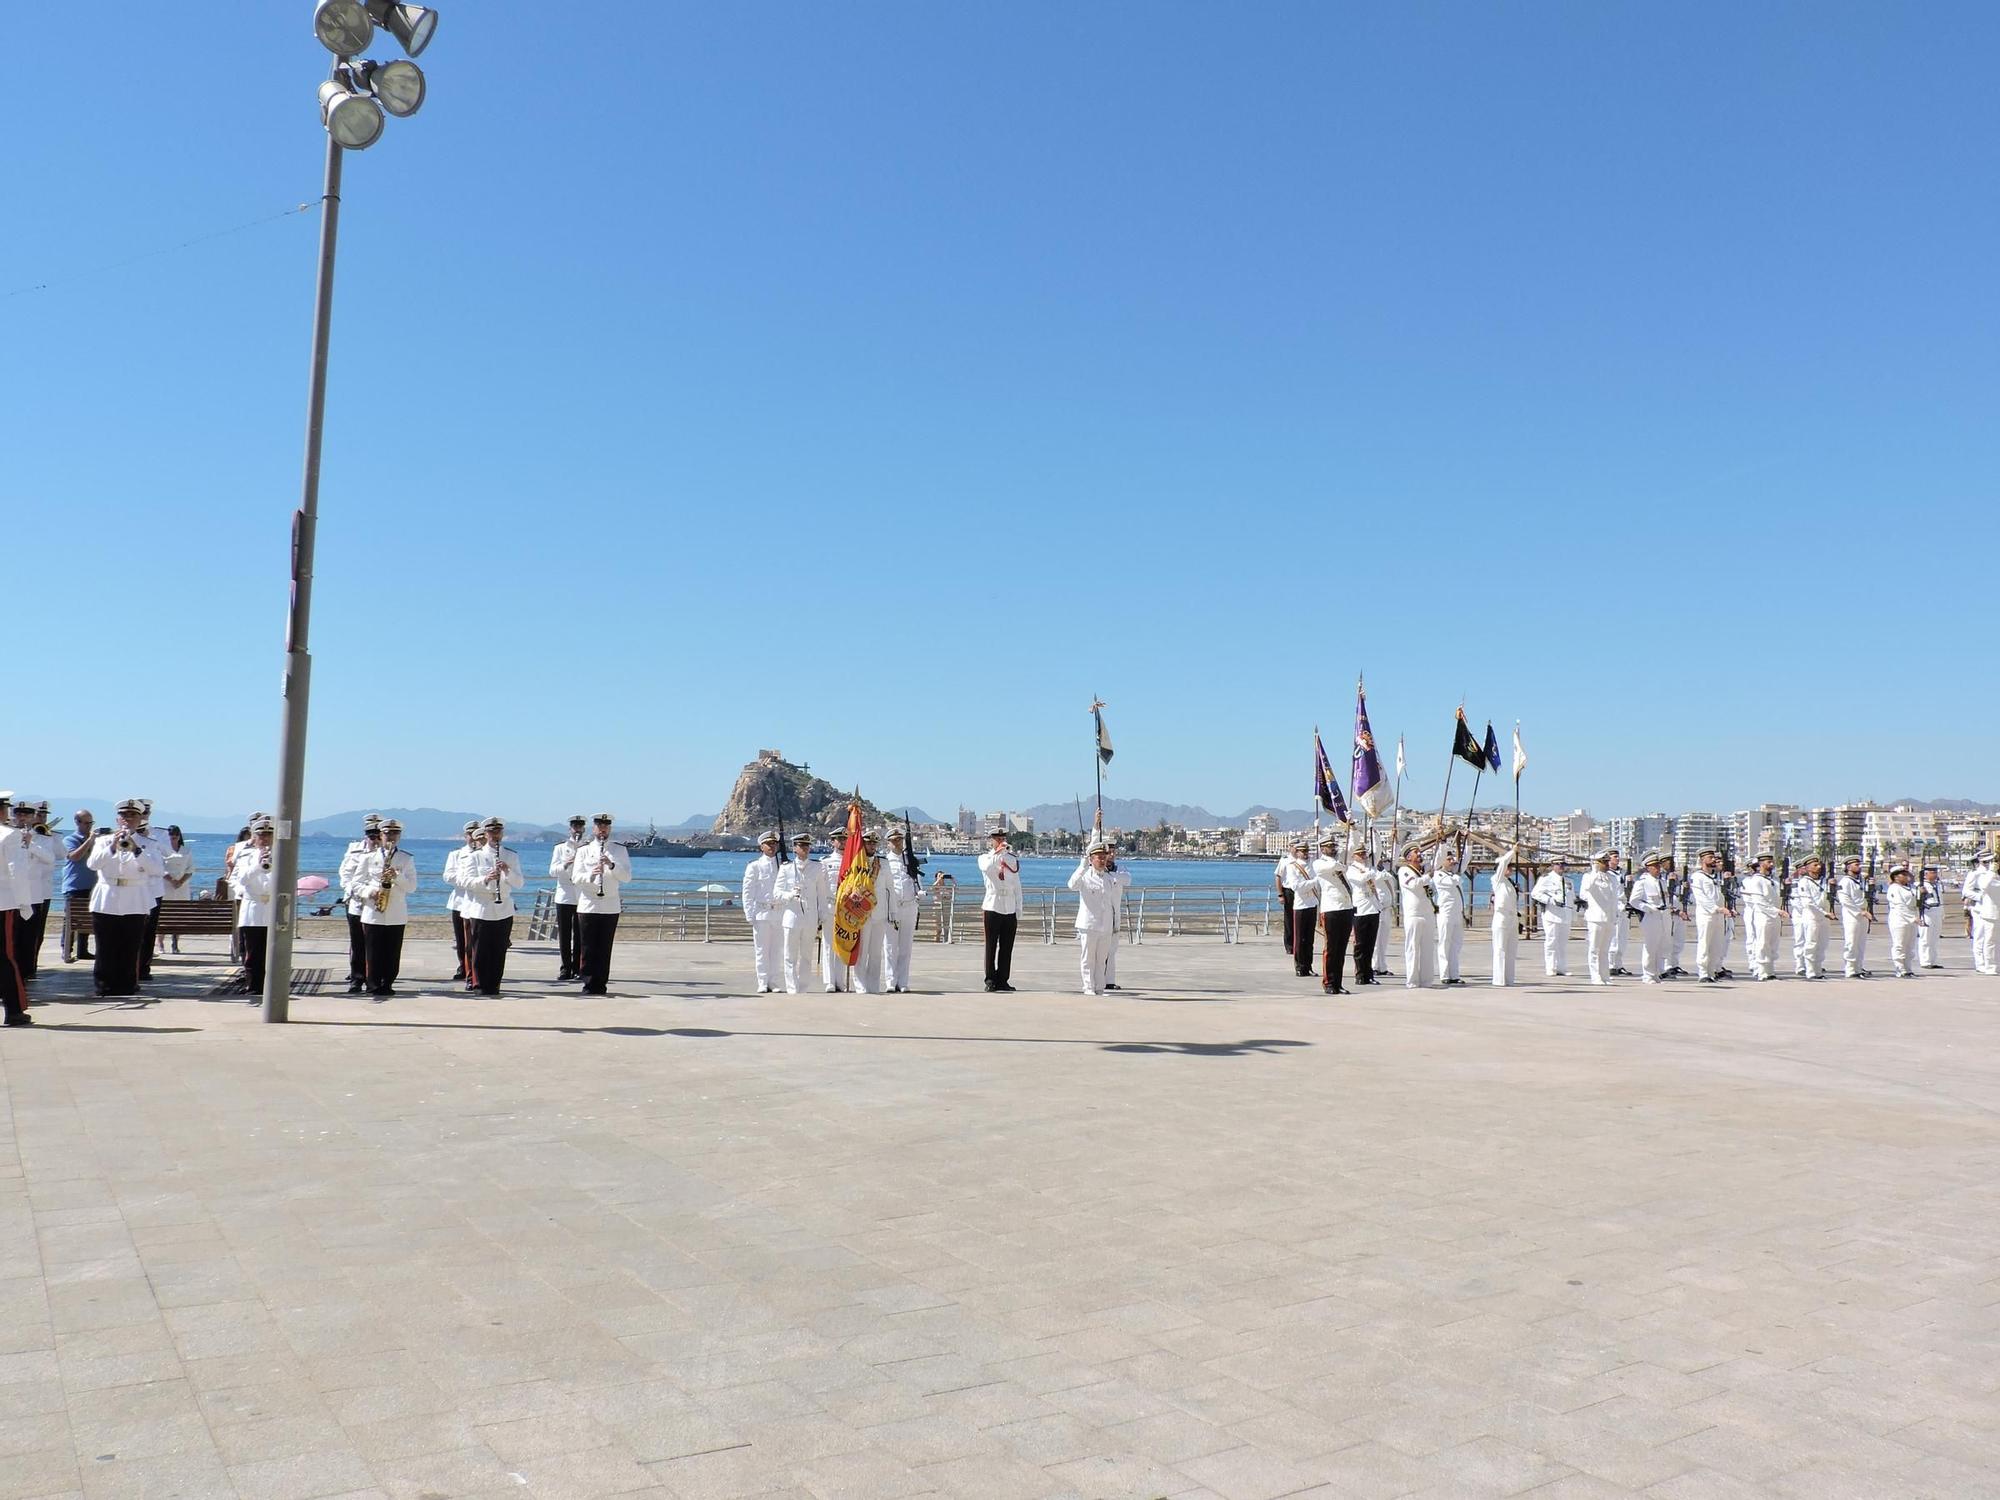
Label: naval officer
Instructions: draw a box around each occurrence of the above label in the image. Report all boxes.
[572,815,630,994]
[977,826,1021,992]
[1530,856,1574,976]
[548,815,588,982]
[457,817,524,995]
[1069,838,1131,995]
[337,815,381,993]
[355,818,417,997]
[742,830,784,993]
[1397,845,1437,989]
[775,833,823,994]
[1738,854,1782,981]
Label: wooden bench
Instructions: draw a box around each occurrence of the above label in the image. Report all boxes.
[62,892,240,961]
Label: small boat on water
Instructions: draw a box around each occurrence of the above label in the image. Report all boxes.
[621,823,707,858]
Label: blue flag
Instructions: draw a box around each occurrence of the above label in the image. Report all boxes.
[1314,731,1350,822]
[1351,677,1392,817]
[1482,722,1502,774]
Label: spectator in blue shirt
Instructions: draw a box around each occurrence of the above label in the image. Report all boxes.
[61,808,97,961]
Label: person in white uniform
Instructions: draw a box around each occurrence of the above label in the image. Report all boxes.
[86,799,165,999]
[1961,852,1992,974]
[444,820,479,982]
[456,817,525,996]
[1312,832,1355,994]
[1628,851,1670,984]
[1690,849,1733,983]
[1279,839,1319,977]
[1068,838,1130,995]
[0,805,29,1025]
[1793,856,1834,980]
[229,820,277,999]
[1835,857,1873,978]
[1738,854,1783,981]
[741,830,784,993]
[819,843,850,991]
[774,833,824,995]
[1975,856,2000,977]
[1372,860,1396,977]
[572,815,630,994]
[1434,850,1468,985]
[1578,851,1620,985]
[1605,852,1631,975]
[1884,864,1921,979]
[1397,845,1437,989]
[339,816,381,992]
[1490,848,1520,986]
[1344,844,1381,986]
[1917,864,1944,969]
[977,827,1022,992]
[3,801,54,981]
[355,817,418,997]
[1529,857,1574,976]
[548,815,588,983]
[880,828,925,993]
[848,831,889,995]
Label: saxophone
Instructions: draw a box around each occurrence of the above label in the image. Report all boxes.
[372,847,397,912]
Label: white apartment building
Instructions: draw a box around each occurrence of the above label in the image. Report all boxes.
[1862,806,1945,857]
[1672,812,1728,868]
[1731,804,1800,860]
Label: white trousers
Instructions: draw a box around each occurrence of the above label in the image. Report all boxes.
[1889,919,1917,976]
[1792,912,1809,973]
[1436,910,1466,982]
[821,926,848,991]
[1840,911,1870,976]
[1105,928,1119,985]
[1374,908,1392,970]
[1800,910,1832,978]
[883,916,915,991]
[1585,919,1614,985]
[1542,916,1571,975]
[1404,915,1437,988]
[1078,927,1114,994]
[1745,908,1780,979]
[1669,915,1686,969]
[782,922,815,993]
[851,915,886,993]
[1608,913,1627,964]
[1918,912,1940,968]
[1638,912,1668,982]
[1491,921,1516,986]
[749,915,781,991]
[1976,916,1998,975]
[1695,911,1727,980]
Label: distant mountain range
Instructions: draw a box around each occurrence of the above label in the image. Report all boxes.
[301,808,565,839]
[1021,797,1315,830]
[1884,798,2000,814]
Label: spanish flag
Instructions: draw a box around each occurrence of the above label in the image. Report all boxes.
[830,796,876,967]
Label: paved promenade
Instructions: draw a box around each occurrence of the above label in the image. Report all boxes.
[1,930,1996,1499]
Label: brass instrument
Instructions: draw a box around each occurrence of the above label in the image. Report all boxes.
[372,844,398,912]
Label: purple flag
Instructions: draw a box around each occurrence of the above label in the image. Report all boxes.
[1314,731,1350,823]
[1351,678,1392,817]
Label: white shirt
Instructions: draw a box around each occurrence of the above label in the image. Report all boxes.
[356,846,418,926]
[978,847,1023,915]
[549,836,585,905]
[231,848,276,927]
[1434,869,1467,917]
[1311,856,1353,911]
[1738,873,1780,918]
[1397,863,1435,920]
[1979,877,2000,923]
[456,844,524,920]
[0,833,27,918]
[572,840,630,916]
[135,830,168,900]
[1345,860,1380,916]
[3,828,49,913]
[776,855,823,930]
[1492,873,1518,921]
[1960,867,1988,909]
[881,854,924,927]
[1629,873,1668,913]
[1372,869,1397,916]
[27,831,59,901]
[1691,870,1729,919]
[338,839,371,909]
[741,852,783,922]
[86,831,165,916]
[1280,855,1319,910]
[1530,870,1573,917]
[1835,874,1869,917]
[1793,875,1830,916]
[162,846,196,899]
[1885,884,1920,926]
[1579,869,1620,921]
[442,842,475,914]
[1068,859,1130,931]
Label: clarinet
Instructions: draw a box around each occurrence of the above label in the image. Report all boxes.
[595,835,609,898]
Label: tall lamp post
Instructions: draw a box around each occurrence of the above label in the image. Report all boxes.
[264,0,437,1023]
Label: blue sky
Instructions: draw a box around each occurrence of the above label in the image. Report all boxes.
[9,2,1995,826]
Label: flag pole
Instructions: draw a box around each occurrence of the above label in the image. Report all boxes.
[1460,764,1482,874]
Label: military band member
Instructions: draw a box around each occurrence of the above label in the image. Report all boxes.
[1739,855,1783,981]
[742,831,784,993]
[457,817,523,995]
[1490,848,1520,986]
[18,802,56,979]
[977,826,1021,993]
[1279,838,1319,978]
[1312,833,1354,995]
[1690,849,1733,983]
[775,833,823,994]
[1579,851,1619,985]
[4,800,52,982]
[881,828,924,994]
[230,819,277,998]
[443,820,480,981]
[0,800,31,1025]
[356,818,416,997]
[1792,856,1833,980]
[338,815,382,993]
[1397,845,1437,989]
[1530,856,1573,976]
[1885,865,1921,979]
[1069,838,1131,996]
[572,815,629,994]
[134,800,167,979]
[1345,844,1381,985]
[1629,851,1670,985]
[87,799,164,998]
[1835,857,1873,978]
[1917,864,1944,969]
[549,815,588,983]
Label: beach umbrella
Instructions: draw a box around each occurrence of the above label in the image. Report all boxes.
[296,875,330,896]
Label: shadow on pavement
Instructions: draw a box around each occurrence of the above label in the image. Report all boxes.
[284,1021,1308,1056]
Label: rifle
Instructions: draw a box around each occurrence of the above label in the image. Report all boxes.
[1865,850,1877,919]
[1075,795,1087,852]
[902,808,922,883]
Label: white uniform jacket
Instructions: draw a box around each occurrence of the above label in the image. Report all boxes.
[1312,857,1354,911]
[1738,874,1781,920]
[549,838,585,905]
[1434,869,1468,919]
[1398,864,1436,916]
[1346,860,1380,915]
[3,830,49,913]
[1068,860,1131,931]
[231,850,276,927]
[978,848,1023,915]
[1960,868,1987,913]
[355,847,419,926]
[572,841,630,916]
[338,839,370,912]
[1691,871,1729,919]
[1578,870,1620,921]
[26,832,58,901]
[775,856,824,931]
[881,858,925,931]
[1978,876,2000,924]
[1835,876,1870,918]
[0,835,27,917]
[1885,884,1920,927]
[741,854,783,923]
[456,846,524,920]
[1372,869,1397,917]
[1281,856,1320,910]
[1628,873,1668,914]
[443,844,476,914]
[1530,871,1573,918]
[86,833,165,916]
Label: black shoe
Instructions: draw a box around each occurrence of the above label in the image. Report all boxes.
[346,980,365,994]
[998,983,1017,992]
[983,981,999,992]
[3,1013,33,1028]
[1104,983,1121,991]
[450,967,466,981]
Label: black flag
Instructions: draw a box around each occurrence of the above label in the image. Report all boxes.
[1451,707,1487,772]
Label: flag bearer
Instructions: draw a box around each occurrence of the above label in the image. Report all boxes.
[1397,845,1437,989]
[1344,843,1380,986]
[1068,838,1130,995]
[1490,848,1520,986]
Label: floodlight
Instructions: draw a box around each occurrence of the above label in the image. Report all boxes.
[359,58,426,116]
[319,78,386,149]
[313,0,374,56]
[369,2,437,57]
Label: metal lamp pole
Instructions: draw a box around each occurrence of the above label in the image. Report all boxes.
[262,134,343,1024]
